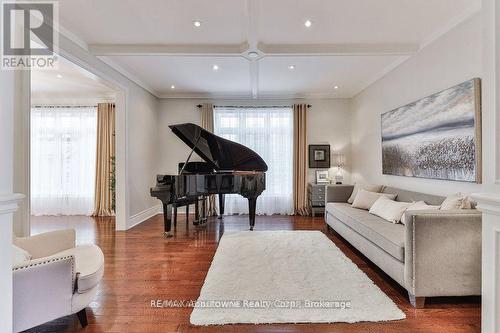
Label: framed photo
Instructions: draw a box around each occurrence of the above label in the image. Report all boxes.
[316,170,330,184]
[309,144,330,168]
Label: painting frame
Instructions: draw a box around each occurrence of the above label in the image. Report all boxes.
[381,78,482,183]
[315,170,330,184]
[309,144,330,168]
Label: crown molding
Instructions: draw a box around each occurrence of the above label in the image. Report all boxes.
[97,56,161,97]
[351,2,481,99]
[53,21,161,97]
[56,22,89,52]
[353,55,411,97]
[419,2,481,50]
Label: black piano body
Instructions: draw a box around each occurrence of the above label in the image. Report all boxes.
[150,123,267,237]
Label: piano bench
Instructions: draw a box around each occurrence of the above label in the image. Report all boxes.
[172,196,208,227]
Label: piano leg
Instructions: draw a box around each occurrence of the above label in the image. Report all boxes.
[194,198,200,225]
[202,197,207,224]
[173,205,177,228]
[186,205,189,223]
[248,197,257,231]
[218,194,225,219]
[163,203,173,237]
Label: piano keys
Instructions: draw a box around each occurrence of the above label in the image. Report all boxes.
[150,123,267,237]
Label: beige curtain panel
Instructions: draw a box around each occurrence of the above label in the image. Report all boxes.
[93,103,116,217]
[200,103,218,216]
[293,104,309,216]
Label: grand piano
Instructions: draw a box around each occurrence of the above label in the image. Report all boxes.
[150,123,267,237]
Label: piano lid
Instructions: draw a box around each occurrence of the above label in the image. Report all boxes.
[169,123,268,172]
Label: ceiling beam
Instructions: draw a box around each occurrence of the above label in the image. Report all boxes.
[89,42,418,57]
[250,60,259,99]
[245,0,259,50]
[245,0,260,98]
[89,43,250,56]
[258,43,419,56]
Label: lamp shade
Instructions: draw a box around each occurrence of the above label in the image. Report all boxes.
[333,153,345,167]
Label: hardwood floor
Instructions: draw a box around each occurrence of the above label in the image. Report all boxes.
[28,214,480,333]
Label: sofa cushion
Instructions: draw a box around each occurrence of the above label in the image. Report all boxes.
[369,197,412,223]
[347,183,383,204]
[326,202,405,261]
[400,201,440,225]
[56,244,104,293]
[382,186,444,206]
[351,190,397,210]
[440,193,472,210]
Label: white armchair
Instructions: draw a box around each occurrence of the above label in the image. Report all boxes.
[12,229,104,332]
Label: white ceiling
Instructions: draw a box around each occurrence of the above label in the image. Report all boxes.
[257,56,402,98]
[57,0,481,99]
[31,56,115,100]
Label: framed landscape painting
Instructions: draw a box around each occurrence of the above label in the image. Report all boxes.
[381,78,482,183]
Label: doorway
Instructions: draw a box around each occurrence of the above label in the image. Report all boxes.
[29,55,120,236]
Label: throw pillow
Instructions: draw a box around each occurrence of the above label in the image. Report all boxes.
[351,189,397,210]
[12,244,32,266]
[400,201,441,225]
[369,197,413,223]
[347,183,383,204]
[440,193,472,210]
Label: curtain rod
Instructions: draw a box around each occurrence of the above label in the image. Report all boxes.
[32,105,98,108]
[196,104,311,108]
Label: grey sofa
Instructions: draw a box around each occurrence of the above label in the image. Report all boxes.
[324,185,481,308]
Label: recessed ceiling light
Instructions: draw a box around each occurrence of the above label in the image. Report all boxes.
[334,85,339,90]
[56,74,63,78]
[212,64,219,71]
[288,65,295,70]
[193,20,201,28]
[248,51,259,58]
[304,20,312,28]
[171,85,175,89]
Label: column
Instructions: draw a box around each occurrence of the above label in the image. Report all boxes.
[471,193,500,333]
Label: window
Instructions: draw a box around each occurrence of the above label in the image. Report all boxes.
[214,106,294,215]
[31,106,97,215]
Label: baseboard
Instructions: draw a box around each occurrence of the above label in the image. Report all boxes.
[128,204,162,229]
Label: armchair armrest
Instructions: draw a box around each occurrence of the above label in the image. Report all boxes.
[404,209,481,297]
[14,229,76,259]
[13,255,76,332]
[325,185,354,203]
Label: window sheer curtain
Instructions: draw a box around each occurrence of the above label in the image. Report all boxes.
[31,106,97,216]
[214,106,294,215]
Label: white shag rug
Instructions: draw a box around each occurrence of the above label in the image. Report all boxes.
[190,230,406,325]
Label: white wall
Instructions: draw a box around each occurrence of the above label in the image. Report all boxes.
[157,99,203,175]
[350,13,495,196]
[306,99,351,184]
[157,99,352,186]
[126,87,161,218]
